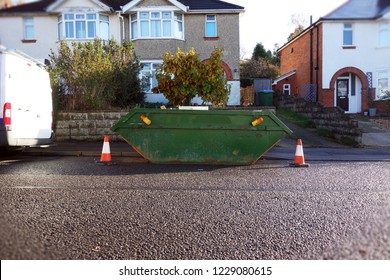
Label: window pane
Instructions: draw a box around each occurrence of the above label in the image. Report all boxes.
[206,22,216,37]
[100,21,109,40]
[163,21,171,37]
[25,26,35,39]
[88,21,96,38]
[151,20,161,37]
[140,12,149,19]
[64,14,74,20]
[151,12,160,19]
[58,21,63,39]
[378,78,389,98]
[76,21,86,38]
[175,20,183,39]
[65,22,74,38]
[76,14,85,19]
[207,15,216,21]
[131,13,137,21]
[162,12,171,19]
[100,15,109,22]
[24,18,33,25]
[87,14,96,20]
[174,13,182,21]
[343,30,352,45]
[24,18,34,39]
[141,63,151,71]
[379,23,389,47]
[131,21,138,39]
[140,21,149,37]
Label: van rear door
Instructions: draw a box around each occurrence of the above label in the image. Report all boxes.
[6,53,52,143]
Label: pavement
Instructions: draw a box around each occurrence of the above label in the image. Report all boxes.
[21,117,390,162]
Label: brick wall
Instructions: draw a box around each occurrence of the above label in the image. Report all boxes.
[278,24,322,98]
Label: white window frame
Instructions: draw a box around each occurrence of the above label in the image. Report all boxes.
[23,17,35,40]
[377,70,389,100]
[130,11,184,40]
[378,22,390,47]
[57,13,110,40]
[283,84,291,95]
[205,14,217,37]
[140,61,162,93]
[343,23,353,46]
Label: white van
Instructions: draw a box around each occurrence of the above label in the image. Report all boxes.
[0,45,53,149]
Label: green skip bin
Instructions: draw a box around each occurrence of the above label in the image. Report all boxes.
[111,108,292,165]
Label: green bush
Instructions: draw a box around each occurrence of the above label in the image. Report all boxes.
[48,39,144,111]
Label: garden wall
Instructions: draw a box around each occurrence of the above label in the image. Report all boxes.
[274,93,362,145]
[55,111,128,141]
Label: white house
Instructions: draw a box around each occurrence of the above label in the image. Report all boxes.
[274,0,390,114]
[0,0,244,105]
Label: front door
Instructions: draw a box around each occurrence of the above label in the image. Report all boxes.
[336,79,349,111]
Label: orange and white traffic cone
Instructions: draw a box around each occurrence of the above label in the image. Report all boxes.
[290,139,309,167]
[97,135,115,165]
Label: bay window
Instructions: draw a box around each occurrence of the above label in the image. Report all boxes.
[131,11,183,40]
[58,13,110,40]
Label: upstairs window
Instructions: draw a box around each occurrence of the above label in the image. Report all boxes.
[131,11,183,40]
[58,13,110,40]
[23,17,35,40]
[378,22,390,47]
[343,23,353,46]
[205,15,217,37]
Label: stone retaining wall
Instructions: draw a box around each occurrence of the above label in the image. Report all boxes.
[55,111,128,141]
[274,93,362,144]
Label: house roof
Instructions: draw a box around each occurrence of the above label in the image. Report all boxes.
[0,0,244,13]
[272,70,296,85]
[322,0,390,20]
[178,0,243,11]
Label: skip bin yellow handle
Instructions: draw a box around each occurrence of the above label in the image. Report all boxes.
[140,115,152,125]
[251,117,264,127]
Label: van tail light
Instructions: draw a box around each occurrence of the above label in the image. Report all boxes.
[3,102,11,125]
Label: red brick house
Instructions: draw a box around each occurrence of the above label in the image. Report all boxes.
[273,0,390,114]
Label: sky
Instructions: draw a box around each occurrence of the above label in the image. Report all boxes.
[224,0,348,58]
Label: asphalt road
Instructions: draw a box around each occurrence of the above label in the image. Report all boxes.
[0,156,389,260]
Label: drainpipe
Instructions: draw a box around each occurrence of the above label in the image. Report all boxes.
[117,11,124,43]
[316,23,319,102]
[310,16,313,86]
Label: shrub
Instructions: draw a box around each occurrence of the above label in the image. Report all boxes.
[48,39,144,111]
[154,47,230,106]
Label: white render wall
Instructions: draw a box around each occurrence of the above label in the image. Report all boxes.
[0,16,58,61]
[322,20,390,90]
